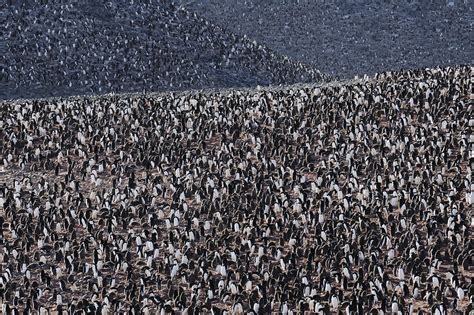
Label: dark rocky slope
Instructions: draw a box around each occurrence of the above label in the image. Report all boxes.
[176,0,473,79]
[0,0,324,100]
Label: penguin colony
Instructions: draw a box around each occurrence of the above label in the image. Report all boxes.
[0,0,324,100]
[0,65,473,314]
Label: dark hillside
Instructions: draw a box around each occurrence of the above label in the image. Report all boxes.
[0,0,324,99]
[176,0,473,78]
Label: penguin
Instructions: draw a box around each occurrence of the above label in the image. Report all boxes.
[0,65,471,314]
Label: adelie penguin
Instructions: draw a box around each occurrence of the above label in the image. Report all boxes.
[0,65,471,313]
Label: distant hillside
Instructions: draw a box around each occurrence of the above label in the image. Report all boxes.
[0,0,324,100]
[176,0,473,78]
